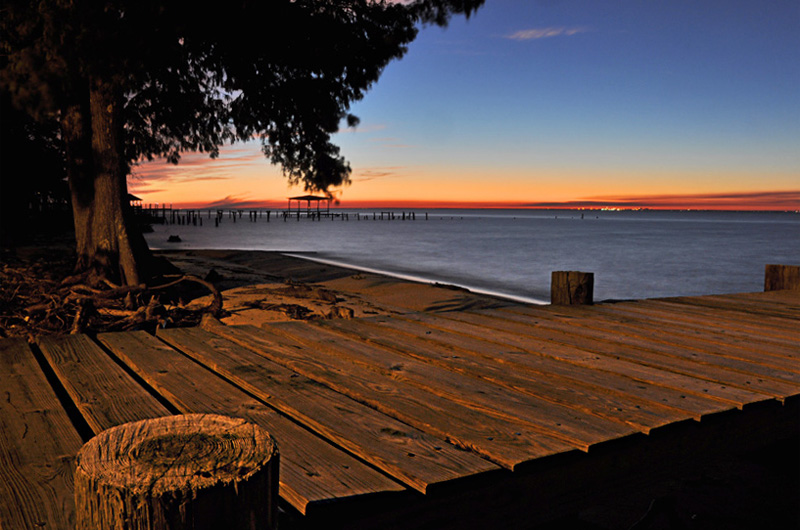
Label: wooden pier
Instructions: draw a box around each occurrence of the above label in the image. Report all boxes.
[138,205,426,225]
[1,286,798,528]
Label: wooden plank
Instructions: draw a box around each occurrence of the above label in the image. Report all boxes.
[661,293,800,320]
[516,301,800,350]
[203,321,580,469]
[37,334,171,433]
[316,317,735,426]
[641,295,800,328]
[323,398,800,530]
[585,302,800,350]
[585,305,799,361]
[267,321,640,447]
[721,290,800,306]
[397,311,800,402]
[434,313,800,393]
[475,309,800,387]
[0,338,84,530]
[157,327,499,495]
[97,331,405,516]
[627,299,800,340]
[739,289,800,304]
[495,305,800,370]
[356,314,770,410]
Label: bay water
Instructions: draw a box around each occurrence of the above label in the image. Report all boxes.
[145,209,800,304]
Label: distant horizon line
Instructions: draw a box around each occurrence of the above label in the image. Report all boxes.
[134,200,800,213]
[129,189,800,212]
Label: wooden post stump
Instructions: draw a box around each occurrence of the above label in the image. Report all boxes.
[765,264,800,291]
[551,271,594,305]
[75,414,279,530]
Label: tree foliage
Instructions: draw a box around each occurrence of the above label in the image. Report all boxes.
[1,0,484,285]
[0,90,69,245]
[3,0,484,193]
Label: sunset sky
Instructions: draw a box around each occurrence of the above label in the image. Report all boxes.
[130,0,800,210]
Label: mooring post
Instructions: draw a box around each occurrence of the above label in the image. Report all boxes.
[74,415,279,530]
[551,271,594,305]
[765,264,800,291]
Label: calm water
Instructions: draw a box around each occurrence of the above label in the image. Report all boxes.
[145,209,800,303]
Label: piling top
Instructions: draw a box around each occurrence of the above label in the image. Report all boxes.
[76,414,278,495]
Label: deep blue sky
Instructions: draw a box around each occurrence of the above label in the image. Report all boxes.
[135,0,800,209]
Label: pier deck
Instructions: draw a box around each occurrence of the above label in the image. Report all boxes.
[1,290,798,529]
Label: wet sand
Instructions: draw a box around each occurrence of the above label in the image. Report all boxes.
[156,249,516,327]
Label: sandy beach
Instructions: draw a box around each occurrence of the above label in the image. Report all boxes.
[158,248,516,327]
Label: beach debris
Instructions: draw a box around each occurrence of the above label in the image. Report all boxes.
[242,300,317,320]
[204,268,224,283]
[327,306,354,319]
[0,250,226,339]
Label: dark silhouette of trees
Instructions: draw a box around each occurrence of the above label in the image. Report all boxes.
[1,0,484,286]
[0,90,69,246]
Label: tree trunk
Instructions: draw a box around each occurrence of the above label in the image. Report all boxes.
[62,78,149,286]
[62,94,95,268]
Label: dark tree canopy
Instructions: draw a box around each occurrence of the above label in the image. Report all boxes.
[0,90,69,245]
[1,0,484,284]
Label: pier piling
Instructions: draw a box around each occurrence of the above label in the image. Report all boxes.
[765,264,800,291]
[74,415,278,530]
[551,271,594,305]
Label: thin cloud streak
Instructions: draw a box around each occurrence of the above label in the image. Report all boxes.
[130,146,271,184]
[351,166,406,182]
[506,27,588,41]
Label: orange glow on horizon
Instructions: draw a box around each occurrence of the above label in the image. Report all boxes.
[129,146,800,212]
[141,192,800,212]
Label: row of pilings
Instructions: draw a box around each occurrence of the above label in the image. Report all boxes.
[138,207,430,226]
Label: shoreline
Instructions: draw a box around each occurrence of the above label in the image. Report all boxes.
[156,248,518,327]
[281,251,550,306]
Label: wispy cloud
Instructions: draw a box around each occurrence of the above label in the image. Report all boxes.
[506,27,588,41]
[130,144,270,184]
[204,195,256,209]
[352,166,406,182]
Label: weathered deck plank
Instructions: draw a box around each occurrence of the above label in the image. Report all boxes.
[578,303,800,350]
[37,334,171,433]
[268,320,640,447]
[315,317,735,427]
[157,326,500,495]
[476,308,800,387]
[0,339,83,530]
[496,304,800,368]
[97,331,406,516]
[204,321,580,469]
[637,298,800,336]
[372,312,774,408]
[400,311,800,401]
[666,292,800,320]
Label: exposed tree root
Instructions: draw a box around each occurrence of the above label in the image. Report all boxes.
[1,251,227,340]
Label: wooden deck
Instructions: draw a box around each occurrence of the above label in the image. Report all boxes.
[1,290,798,529]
